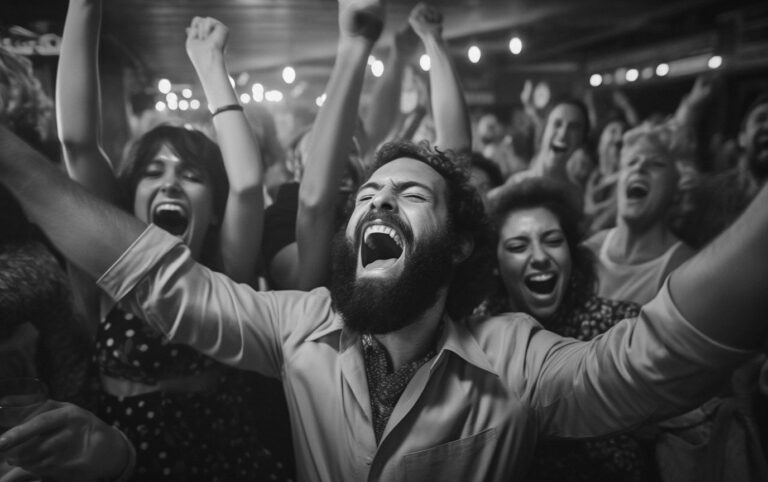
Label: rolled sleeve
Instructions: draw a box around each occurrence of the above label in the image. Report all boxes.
[96,224,286,377]
[533,279,752,439]
[97,225,180,302]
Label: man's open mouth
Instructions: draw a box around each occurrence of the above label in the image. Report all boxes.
[524,272,557,295]
[152,202,189,236]
[361,224,404,270]
[626,179,649,199]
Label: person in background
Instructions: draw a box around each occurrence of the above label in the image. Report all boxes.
[56,1,289,478]
[484,177,657,482]
[583,117,628,234]
[488,98,591,203]
[465,151,504,210]
[474,112,528,179]
[583,122,696,305]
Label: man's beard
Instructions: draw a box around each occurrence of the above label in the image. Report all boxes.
[329,218,456,335]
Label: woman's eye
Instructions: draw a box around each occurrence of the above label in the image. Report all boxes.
[182,171,202,182]
[356,194,373,203]
[505,244,526,253]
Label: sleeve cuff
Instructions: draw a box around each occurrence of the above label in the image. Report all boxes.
[96,225,181,302]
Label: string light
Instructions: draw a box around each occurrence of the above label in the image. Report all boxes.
[708,55,723,69]
[190,99,200,110]
[419,54,431,72]
[155,101,167,112]
[509,37,523,55]
[265,90,283,102]
[158,79,171,94]
[626,68,639,82]
[589,74,602,87]
[656,63,669,76]
[282,66,296,84]
[240,93,251,104]
[179,99,189,111]
[316,93,327,107]
[252,83,264,102]
[182,88,192,99]
[468,45,481,63]
[371,60,384,77]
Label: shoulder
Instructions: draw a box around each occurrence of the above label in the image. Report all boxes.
[582,229,610,253]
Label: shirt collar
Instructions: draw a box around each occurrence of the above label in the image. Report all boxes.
[305,312,500,378]
[434,316,499,377]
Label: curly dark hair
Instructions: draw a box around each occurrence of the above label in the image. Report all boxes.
[366,140,495,320]
[488,177,597,321]
[117,125,229,266]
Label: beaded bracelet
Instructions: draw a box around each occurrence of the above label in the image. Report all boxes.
[211,103,244,117]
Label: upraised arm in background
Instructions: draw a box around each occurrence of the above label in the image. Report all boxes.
[186,17,264,284]
[56,0,118,203]
[56,0,120,336]
[410,3,471,151]
[362,20,419,156]
[294,0,385,290]
[673,75,715,128]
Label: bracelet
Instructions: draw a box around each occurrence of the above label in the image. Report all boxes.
[210,103,243,117]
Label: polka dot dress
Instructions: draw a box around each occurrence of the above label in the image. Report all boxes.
[95,307,292,481]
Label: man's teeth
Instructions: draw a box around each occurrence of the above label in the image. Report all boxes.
[364,225,403,249]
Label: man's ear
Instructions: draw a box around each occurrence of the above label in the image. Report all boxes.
[453,234,474,264]
[738,131,747,150]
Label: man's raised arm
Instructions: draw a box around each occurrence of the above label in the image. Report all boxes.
[0,126,145,277]
[669,180,768,348]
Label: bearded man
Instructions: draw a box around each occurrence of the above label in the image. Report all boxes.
[3,119,768,480]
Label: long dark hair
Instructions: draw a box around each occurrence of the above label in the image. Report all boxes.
[488,177,597,320]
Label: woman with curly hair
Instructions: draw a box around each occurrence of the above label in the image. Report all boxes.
[486,177,658,482]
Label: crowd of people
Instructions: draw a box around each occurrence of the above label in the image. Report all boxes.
[0,0,767,481]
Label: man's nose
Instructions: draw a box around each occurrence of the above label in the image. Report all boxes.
[371,188,397,212]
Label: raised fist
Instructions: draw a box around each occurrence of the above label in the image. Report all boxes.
[186,16,229,68]
[338,0,385,44]
[409,3,443,40]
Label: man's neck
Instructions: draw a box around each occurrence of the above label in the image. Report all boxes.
[609,220,678,265]
[373,290,447,371]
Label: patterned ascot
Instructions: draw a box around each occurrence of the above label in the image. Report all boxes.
[361,326,441,443]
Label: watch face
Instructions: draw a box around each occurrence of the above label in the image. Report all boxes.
[533,82,551,110]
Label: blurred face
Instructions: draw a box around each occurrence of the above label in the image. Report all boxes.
[133,144,217,258]
[478,114,503,145]
[539,104,586,164]
[598,121,626,174]
[617,138,678,229]
[740,102,768,180]
[497,207,572,322]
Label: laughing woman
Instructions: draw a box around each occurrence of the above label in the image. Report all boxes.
[485,178,658,482]
[56,1,289,479]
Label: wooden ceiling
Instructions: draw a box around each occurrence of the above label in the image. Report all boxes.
[6,0,766,94]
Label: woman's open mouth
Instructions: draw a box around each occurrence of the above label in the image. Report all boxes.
[152,202,189,236]
[524,272,558,295]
